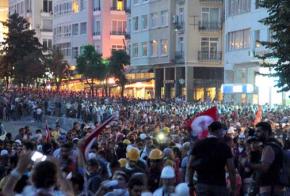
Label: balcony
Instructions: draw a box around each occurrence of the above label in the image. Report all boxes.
[93,32,101,36]
[93,32,101,40]
[174,22,185,33]
[198,51,222,63]
[111,6,124,11]
[200,0,223,3]
[93,7,101,11]
[199,21,222,32]
[175,51,185,64]
[125,8,131,13]
[111,31,125,36]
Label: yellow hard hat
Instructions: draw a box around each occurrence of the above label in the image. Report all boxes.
[123,139,131,145]
[163,127,170,134]
[126,148,140,161]
[118,158,127,167]
[149,148,163,160]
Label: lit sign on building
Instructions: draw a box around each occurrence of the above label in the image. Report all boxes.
[222,84,254,94]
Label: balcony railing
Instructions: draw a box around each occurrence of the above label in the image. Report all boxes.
[111,6,124,11]
[93,32,101,36]
[199,21,222,31]
[125,8,131,13]
[111,31,126,35]
[93,7,101,11]
[198,51,222,62]
[175,51,185,63]
[200,0,223,3]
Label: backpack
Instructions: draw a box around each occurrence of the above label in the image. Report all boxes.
[268,141,290,186]
[279,150,290,186]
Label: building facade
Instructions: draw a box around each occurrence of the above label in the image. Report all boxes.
[224,0,286,104]
[0,0,9,44]
[129,0,224,101]
[53,0,127,66]
[9,0,53,50]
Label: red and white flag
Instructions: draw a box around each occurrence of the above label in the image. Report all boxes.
[81,115,116,160]
[253,105,262,126]
[187,107,219,139]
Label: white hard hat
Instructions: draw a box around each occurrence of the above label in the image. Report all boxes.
[160,166,175,179]
[227,127,235,134]
[140,133,147,140]
[0,149,8,156]
[175,183,189,196]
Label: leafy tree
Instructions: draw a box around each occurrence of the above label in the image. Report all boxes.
[258,0,290,92]
[45,49,69,91]
[109,50,130,97]
[76,45,106,96]
[0,13,43,88]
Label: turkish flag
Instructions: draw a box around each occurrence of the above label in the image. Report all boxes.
[253,105,262,126]
[187,107,219,139]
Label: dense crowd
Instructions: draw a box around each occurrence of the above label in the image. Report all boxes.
[0,90,290,195]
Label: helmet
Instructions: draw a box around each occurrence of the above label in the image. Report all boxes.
[160,166,175,179]
[118,158,127,168]
[126,147,140,161]
[123,139,131,145]
[148,148,163,160]
[175,183,189,196]
[163,127,170,134]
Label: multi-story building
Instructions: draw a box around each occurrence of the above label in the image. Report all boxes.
[0,0,9,43]
[53,0,127,66]
[8,0,53,50]
[128,0,224,101]
[224,0,287,104]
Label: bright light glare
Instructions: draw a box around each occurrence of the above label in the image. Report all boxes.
[157,133,165,141]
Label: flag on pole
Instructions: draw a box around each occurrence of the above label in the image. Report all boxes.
[253,105,263,126]
[81,115,116,160]
[187,107,219,139]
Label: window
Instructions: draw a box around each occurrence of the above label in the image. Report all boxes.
[56,43,71,57]
[117,0,124,10]
[133,0,138,4]
[255,0,261,9]
[42,19,52,31]
[254,30,260,48]
[141,42,147,56]
[94,21,100,35]
[268,29,274,42]
[133,17,138,31]
[80,0,85,10]
[150,40,158,56]
[177,37,184,53]
[179,8,184,24]
[72,24,79,35]
[72,47,79,58]
[200,37,218,59]
[160,39,168,55]
[141,15,148,30]
[160,10,168,26]
[43,0,52,12]
[228,0,251,17]
[94,0,101,10]
[43,39,52,49]
[80,22,87,34]
[201,8,220,28]
[150,13,158,28]
[132,43,138,57]
[227,29,251,51]
[112,20,126,34]
[112,45,124,51]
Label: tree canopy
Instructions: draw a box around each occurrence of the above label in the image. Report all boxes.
[259,0,290,92]
[0,13,44,87]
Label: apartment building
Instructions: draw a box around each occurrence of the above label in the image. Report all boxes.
[53,0,127,66]
[224,0,287,104]
[9,0,53,50]
[129,0,224,101]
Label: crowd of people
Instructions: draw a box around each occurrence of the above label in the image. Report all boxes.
[0,90,290,195]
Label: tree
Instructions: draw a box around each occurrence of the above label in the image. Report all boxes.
[45,49,69,91]
[0,13,44,88]
[76,45,106,96]
[258,0,290,92]
[109,50,130,97]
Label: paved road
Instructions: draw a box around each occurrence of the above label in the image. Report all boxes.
[2,116,80,137]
